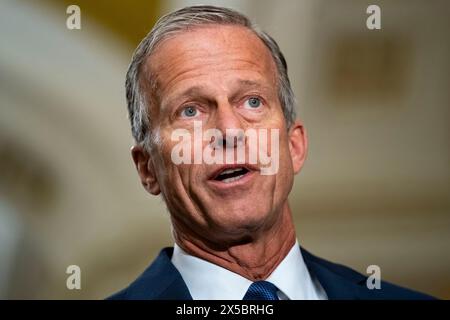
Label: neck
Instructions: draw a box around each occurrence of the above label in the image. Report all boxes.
[173,202,296,281]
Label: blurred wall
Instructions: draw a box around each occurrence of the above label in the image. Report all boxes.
[0,0,448,299]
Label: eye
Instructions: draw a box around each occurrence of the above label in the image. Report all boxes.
[180,105,198,118]
[244,97,262,109]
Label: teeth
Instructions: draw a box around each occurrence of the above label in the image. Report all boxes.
[221,174,245,183]
[220,168,244,175]
[214,167,248,183]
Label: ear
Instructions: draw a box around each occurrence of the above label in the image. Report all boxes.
[288,120,308,174]
[131,145,161,195]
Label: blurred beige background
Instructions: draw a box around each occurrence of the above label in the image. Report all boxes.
[0,0,448,299]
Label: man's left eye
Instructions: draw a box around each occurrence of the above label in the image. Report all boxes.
[244,97,262,109]
[180,106,198,118]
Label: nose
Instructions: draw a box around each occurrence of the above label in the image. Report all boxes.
[212,100,245,149]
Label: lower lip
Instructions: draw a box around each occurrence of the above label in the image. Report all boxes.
[207,170,257,190]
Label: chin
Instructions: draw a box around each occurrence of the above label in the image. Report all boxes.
[210,204,272,236]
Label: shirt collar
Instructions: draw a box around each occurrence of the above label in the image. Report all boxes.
[266,240,326,300]
[171,240,327,300]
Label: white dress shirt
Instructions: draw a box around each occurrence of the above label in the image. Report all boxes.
[171,241,328,300]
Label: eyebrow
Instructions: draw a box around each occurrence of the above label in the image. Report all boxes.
[163,86,207,111]
[230,79,273,102]
[235,79,267,89]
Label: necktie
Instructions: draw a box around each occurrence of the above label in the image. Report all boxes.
[242,281,279,300]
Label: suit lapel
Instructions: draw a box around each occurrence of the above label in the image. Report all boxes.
[125,247,192,300]
[301,247,362,299]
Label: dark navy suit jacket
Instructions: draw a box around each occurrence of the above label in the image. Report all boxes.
[108,247,435,300]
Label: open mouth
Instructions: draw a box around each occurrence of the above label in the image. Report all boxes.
[213,167,250,183]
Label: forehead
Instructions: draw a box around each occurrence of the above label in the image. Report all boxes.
[144,25,278,101]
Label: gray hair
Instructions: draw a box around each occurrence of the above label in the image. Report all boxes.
[126,5,297,149]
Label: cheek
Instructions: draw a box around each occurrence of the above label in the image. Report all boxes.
[276,133,295,186]
[150,139,181,191]
[159,143,200,192]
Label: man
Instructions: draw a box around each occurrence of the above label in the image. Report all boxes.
[109,5,433,300]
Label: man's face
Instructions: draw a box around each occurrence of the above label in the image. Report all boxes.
[136,25,306,243]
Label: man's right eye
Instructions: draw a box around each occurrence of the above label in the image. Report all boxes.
[180,106,198,118]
